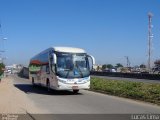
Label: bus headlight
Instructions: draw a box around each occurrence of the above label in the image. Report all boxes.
[58,78,67,83]
[83,80,88,83]
[83,77,90,83]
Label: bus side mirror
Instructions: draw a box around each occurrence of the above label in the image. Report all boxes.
[88,55,95,71]
[53,53,57,64]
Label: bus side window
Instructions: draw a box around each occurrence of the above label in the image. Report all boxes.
[50,55,56,73]
[41,65,46,72]
[52,64,55,73]
[46,65,50,74]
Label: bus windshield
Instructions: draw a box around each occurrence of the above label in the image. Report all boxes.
[55,52,90,78]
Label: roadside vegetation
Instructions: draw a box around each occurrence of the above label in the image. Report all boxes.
[0,63,5,80]
[90,77,160,105]
[0,63,5,75]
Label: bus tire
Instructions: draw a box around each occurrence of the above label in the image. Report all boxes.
[46,79,50,91]
[73,90,79,94]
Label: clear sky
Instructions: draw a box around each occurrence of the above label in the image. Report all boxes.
[0,0,160,66]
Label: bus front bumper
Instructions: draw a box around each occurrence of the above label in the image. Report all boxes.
[57,80,90,90]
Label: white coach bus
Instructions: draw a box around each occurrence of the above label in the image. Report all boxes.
[29,47,95,93]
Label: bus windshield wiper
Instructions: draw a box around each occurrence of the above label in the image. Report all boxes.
[65,70,70,78]
[75,64,83,78]
[64,69,70,71]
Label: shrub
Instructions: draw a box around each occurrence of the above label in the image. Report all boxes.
[90,77,160,105]
[0,63,5,75]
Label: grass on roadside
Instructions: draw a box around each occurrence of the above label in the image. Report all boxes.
[90,77,160,105]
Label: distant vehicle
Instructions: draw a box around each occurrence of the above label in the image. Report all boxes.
[103,68,116,72]
[29,47,95,93]
[110,68,116,72]
[152,67,160,74]
[7,69,12,74]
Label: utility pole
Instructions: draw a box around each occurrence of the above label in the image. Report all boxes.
[148,12,153,72]
[0,21,7,63]
[125,56,130,67]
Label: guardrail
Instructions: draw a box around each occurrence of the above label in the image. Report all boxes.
[90,71,160,80]
[18,68,160,80]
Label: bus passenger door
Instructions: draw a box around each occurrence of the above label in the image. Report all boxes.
[49,53,58,89]
[40,65,48,86]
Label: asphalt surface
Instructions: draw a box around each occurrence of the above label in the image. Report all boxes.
[11,75,160,120]
[92,75,160,83]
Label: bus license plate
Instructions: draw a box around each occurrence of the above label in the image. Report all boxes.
[72,86,78,89]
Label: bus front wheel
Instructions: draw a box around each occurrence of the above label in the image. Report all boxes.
[46,79,50,91]
[73,90,79,94]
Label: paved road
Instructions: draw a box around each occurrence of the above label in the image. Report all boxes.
[11,75,160,120]
[92,75,160,84]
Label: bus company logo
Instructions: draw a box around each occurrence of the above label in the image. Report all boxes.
[1,114,18,120]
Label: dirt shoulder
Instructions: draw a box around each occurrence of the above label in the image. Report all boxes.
[0,76,45,114]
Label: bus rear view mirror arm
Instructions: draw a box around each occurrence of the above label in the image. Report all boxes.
[88,55,95,65]
[53,53,57,64]
[88,55,95,69]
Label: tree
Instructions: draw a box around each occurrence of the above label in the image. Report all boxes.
[140,64,146,68]
[0,63,5,75]
[96,66,100,71]
[106,64,113,69]
[115,63,123,68]
[102,64,107,70]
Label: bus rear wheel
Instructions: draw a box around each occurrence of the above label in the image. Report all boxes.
[73,90,79,94]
